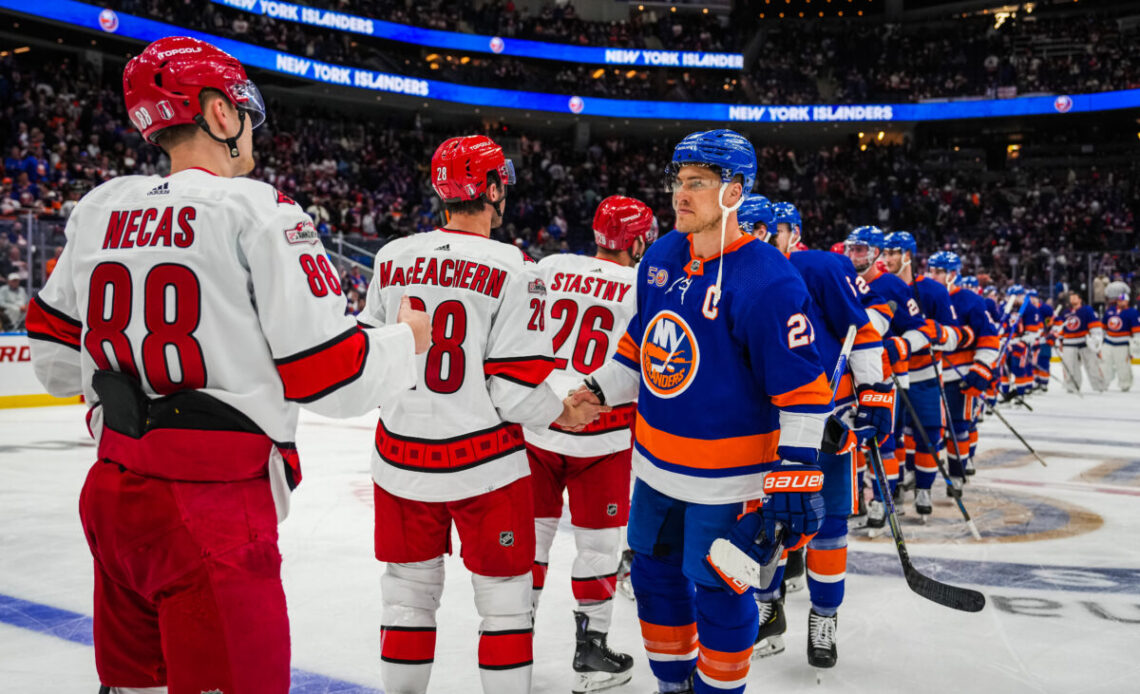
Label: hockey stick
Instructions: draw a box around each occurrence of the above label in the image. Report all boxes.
[889,371,982,539]
[984,406,1050,468]
[866,439,986,613]
[706,325,857,591]
[932,363,983,540]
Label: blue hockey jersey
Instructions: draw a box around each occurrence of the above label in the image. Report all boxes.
[605,231,833,504]
[910,275,961,382]
[944,286,1000,382]
[788,250,883,397]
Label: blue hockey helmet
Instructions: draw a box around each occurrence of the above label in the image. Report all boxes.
[1006,284,1025,296]
[1025,288,1039,298]
[927,250,962,272]
[959,275,979,289]
[667,129,757,193]
[883,231,917,256]
[771,202,801,230]
[984,284,998,296]
[846,225,884,249]
[737,194,775,234]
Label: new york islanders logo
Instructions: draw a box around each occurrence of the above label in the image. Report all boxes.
[1107,315,1124,331]
[1064,315,1082,331]
[641,311,699,398]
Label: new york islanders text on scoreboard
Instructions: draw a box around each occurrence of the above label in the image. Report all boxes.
[208,0,744,70]
[6,0,1140,124]
[727,105,895,122]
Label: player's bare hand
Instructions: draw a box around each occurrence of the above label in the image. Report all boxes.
[567,384,602,406]
[555,395,611,431]
[397,295,432,354]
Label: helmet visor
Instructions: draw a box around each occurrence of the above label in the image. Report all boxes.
[228,79,266,129]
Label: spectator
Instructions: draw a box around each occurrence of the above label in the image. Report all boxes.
[0,272,27,329]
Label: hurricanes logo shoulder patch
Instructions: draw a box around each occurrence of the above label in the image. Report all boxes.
[641,310,699,398]
[284,219,319,245]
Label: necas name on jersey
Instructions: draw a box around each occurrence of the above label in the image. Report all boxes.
[102,206,197,250]
[375,257,506,298]
[549,271,633,303]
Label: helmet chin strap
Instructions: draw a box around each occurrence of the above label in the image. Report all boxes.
[194,110,247,159]
[710,181,744,311]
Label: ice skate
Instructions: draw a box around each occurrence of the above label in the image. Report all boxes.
[964,457,976,476]
[807,610,838,669]
[945,477,963,499]
[751,598,786,659]
[867,499,886,529]
[572,612,633,694]
[915,488,933,519]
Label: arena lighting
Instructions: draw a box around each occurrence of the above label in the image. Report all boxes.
[7,0,1140,123]
[206,0,744,70]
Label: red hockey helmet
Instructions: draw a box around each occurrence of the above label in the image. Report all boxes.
[593,195,657,251]
[430,135,516,202]
[123,36,265,144]
[830,241,846,254]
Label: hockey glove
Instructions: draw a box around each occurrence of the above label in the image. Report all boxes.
[853,383,895,442]
[962,361,993,398]
[759,463,825,544]
[706,510,784,594]
[884,335,909,366]
[820,414,858,456]
[920,321,948,348]
[957,325,976,350]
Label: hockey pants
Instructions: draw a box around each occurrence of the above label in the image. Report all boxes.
[1102,343,1133,391]
[1062,344,1107,393]
[628,480,758,694]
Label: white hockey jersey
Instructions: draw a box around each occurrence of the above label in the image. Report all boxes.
[360,228,564,503]
[522,254,637,457]
[27,168,417,518]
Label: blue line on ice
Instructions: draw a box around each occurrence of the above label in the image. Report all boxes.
[0,594,382,693]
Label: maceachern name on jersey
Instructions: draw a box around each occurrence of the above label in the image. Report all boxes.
[101,206,197,250]
[547,271,632,303]
[375,257,507,298]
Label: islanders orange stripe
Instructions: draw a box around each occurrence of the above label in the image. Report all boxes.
[854,321,880,346]
[868,302,893,319]
[806,547,847,577]
[834,372,854,403]
[635,413,778,469]
[771,372,832,408]
[640,621,698,655]
[697,645,752,681]
[975,335,1000,349]
[616,333,640,362]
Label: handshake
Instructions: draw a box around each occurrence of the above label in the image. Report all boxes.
[555,380,612,432]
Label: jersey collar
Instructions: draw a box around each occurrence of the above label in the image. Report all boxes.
[685,234,755,278]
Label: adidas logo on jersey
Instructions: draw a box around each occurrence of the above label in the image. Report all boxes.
[147,182,170,196]
[434,244,450,252]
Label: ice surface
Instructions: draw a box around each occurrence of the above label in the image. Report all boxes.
[2,367,1139,693]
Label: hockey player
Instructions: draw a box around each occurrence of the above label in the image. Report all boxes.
[736,194,774,238]
[1101,281,1139,391]
[845,226,928,526]
[1031,291,1055,391]
[361,135,606,694]
[25,37,430,694]
[524,194,657,693]
[1007,286,1043,400]
[927,252,999,482]
[1059,291,1106,393]
[753,203,889,669]
[574,130,831,694]
[881,232,961,516]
